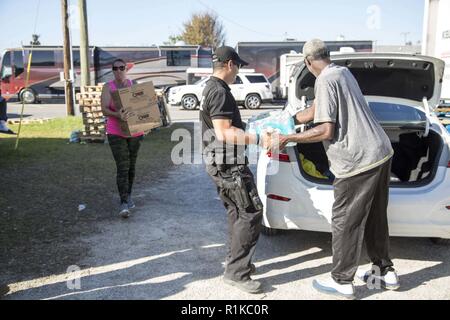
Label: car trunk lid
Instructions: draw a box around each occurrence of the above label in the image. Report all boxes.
[295,53,446,111]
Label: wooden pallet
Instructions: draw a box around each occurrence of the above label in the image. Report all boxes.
[81,85,103,93]
[83,111,104,118]
[78,98,101,107]
[439,118,450,125]
[83,118,105,125]
[436,107,450,113]
[7,118,51,125]
[80,135,106,143]
[80,106,102,113]
[77,92,102,100]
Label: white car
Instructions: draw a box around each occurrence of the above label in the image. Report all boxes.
[168,73,273,110]
[257,53,450,243]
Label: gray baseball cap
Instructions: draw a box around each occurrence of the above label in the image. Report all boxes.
[303,39,330,60]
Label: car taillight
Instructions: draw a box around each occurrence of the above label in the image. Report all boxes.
[267,194,291,202]
[267,151,290,162]
[446,206,450,210]
[447,160,450,168]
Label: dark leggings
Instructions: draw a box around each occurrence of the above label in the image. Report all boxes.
[108,134,143,203]
[0,97,7,121]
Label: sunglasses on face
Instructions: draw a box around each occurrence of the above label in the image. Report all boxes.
[112,65,126,71]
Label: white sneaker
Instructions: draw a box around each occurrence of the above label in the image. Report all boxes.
[312,277,355,300]
[356,267,400,290]
[119,202,130,218]
[0,120,14,134]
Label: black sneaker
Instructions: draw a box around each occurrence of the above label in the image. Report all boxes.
[223,276,262,294]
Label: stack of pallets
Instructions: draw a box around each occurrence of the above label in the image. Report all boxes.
[435,104,450,131]
[76,84,105,142]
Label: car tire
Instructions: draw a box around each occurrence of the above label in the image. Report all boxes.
[244,94,262,109]
[430,237,450,245]
[19,88,37,104]
[261,225,281,236]
[181,94,199,110]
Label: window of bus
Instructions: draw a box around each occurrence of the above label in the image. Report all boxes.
[13,51,24,77]
[30,51,55,67]
[1,51,12,79]
[166,50,191,66]
[72,50,81,67]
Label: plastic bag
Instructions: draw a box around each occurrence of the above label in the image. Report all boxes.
[247,110,297,147]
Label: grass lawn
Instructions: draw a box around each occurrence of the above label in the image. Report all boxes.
[0,117,192,283]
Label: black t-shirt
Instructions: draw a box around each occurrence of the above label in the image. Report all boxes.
[200,76,246,166]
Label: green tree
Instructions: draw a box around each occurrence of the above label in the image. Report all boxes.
[164,34,184,45]
[180,12,226,49]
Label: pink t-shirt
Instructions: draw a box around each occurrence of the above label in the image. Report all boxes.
[106,79,144,138]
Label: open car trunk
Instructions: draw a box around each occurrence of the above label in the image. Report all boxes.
[295,127,444,186]
[290,53,446,186]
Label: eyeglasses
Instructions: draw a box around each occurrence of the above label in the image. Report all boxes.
[112,66,126,71]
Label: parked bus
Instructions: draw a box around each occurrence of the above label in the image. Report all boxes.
[236,40,373,99]
[0,45,212,103]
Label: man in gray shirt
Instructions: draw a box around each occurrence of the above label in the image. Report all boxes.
[265,39,399,299]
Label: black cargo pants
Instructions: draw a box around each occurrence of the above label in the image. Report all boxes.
[206,164,263,281]
[331,158,394,284]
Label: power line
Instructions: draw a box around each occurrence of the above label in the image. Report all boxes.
[196,0,283,39]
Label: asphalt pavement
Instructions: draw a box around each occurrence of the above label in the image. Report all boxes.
[3,160,450,300]
[6,101,284,123]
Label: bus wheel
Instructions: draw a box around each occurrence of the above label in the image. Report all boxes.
[181,94,198,110]
[20,89,37,104]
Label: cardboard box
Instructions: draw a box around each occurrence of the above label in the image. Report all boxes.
[111,81,163,136]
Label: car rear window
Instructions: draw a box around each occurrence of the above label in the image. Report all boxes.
[245,75,268,83]
[368,102,426,123]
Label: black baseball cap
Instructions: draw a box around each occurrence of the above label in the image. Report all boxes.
[212,46,249,67]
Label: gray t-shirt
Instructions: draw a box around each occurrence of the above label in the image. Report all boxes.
[314,63,393,178]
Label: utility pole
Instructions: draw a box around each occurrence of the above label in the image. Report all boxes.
[61,0,75,116]
[79,0,90,86]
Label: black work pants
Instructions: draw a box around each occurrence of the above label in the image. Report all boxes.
[331,159,394,284]
[206,164,263,281]
[108,134,143,203]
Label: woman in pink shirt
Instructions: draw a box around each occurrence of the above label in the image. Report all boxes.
[101,58,144,218]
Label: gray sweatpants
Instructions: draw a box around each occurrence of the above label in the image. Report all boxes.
[331,159,394,284]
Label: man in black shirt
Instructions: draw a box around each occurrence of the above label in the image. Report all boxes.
[200,46,264,294]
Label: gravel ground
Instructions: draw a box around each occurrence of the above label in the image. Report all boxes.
[3,160,450,300]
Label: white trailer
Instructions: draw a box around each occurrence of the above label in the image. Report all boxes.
[279,53,304,100]
[279,47,356,99]
[422,0,450,102]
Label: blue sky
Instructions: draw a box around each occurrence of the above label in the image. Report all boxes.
[0,0,425,52]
